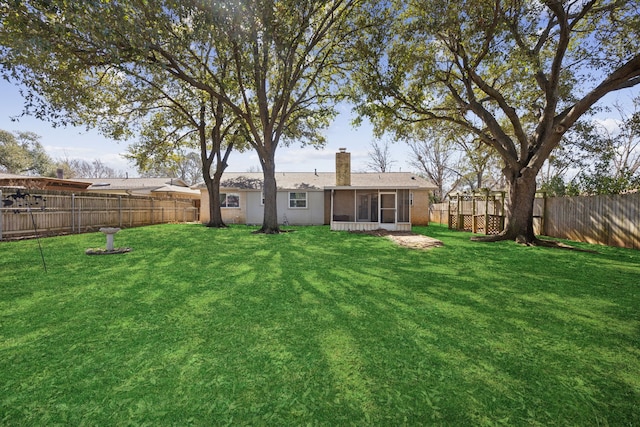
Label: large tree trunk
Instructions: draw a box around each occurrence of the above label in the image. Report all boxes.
[473,166,538,244]
[204,167,227,228]
[257,156,280,234]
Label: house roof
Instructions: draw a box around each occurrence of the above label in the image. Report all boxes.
[0,172,92,192]
[202,172,436,191]
[73,177,200,197]
[73,177,190,189]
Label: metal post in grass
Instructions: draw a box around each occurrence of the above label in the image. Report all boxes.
[0,189,3,241]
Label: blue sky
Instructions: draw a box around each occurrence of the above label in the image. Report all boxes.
[0,79,416,176]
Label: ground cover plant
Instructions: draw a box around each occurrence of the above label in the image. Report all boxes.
[1,224,638,425]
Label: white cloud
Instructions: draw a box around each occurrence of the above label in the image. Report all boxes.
[594,117,622,134]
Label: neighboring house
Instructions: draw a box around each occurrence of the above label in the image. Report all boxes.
[73,177,201,200]
[197,149,436,231]
[0,172,92,192]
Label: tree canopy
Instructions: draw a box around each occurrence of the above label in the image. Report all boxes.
[0,129,52,175]
[352,0,640,243]
[1,0,358,232]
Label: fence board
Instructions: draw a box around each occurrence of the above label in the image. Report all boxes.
[0,189,199,240]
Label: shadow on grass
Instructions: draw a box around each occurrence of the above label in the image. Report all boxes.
[0,224,638,425]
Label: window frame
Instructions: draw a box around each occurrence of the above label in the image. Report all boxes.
[220,192,240,208]
[288,191,308,209]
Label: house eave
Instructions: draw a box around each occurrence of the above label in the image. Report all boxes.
[326,186,434,190]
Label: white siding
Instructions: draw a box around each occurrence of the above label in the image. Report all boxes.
[280,191,325,225]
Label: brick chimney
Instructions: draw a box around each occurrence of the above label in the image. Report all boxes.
[335,148,351,186]
[56,168,64,179]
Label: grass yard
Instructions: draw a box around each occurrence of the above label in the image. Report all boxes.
[1,223,639,425]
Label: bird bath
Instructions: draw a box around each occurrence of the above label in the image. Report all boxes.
[100,227,120,250]
[85,227,132,255]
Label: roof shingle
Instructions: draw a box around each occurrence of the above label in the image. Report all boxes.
[207,172,436,190]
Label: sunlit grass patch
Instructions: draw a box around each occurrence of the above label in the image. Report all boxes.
[1,223,638,425]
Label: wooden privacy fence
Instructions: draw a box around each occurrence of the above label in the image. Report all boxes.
[430,191,640,249]
[544,192,640,249]
[0,188,199,240]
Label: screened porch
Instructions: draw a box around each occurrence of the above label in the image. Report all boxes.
[330,189,412,231]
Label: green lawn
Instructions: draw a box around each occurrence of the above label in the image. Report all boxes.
[1,224,639,425]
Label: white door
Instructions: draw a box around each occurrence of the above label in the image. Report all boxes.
[379,192,397,230]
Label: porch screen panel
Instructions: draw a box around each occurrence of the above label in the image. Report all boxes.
[380,193,396,223]
[333,190,355,221]
[356,191,378,222]
[397,189,410,222]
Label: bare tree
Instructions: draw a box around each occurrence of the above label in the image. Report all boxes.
[366,140,396,172]
[56,157,124,179]
[407,136,457,202]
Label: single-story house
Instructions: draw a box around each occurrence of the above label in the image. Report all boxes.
[197,149,437,231]
[73,177,201,200]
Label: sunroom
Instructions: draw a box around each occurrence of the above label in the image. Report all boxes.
[329,188,412,231]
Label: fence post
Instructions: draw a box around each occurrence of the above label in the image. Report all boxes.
[457,194,462,231]
[472,195,477,233]
[118,195,122,228]
[500,191,506,231]
[541,191,547,236]
[77,194,82,233]
[0,189,3,241]
[71,193,75,233]
[484,190,490,235]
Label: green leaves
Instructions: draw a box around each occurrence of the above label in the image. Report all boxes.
[0,129,53,175]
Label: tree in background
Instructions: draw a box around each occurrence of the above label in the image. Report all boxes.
[454,136,504,192]
[0,129,52,175]
[539,96,640,196]
[406,125,504,202]
[366,139,396,172]
[353,0,640,244]
[137,150,201,186]
[122,83,247,228]
[55,157,124,179]
[575,99,640,194]
[405,128,458,202]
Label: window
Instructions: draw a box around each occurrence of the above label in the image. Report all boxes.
[220,193,240,208]
[289,192,307,208]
